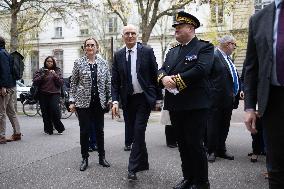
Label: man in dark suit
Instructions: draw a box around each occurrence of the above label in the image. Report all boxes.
[111,24,162,181]
[206,35,240,163]
[158,11,214,189]
[244,1,284,188]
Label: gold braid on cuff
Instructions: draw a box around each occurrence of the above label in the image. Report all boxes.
[157,73,165,83]
[174,74,187,91]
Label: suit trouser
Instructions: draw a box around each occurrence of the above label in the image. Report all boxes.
[125,93,151,173]
[170,109,208,184]
[165,125,177,146]
[206,106,232,154]
[0,87,20,137]
[76,105,105,159]
[262,86,284,189]
[38,93,65,134]
[123,109,134,146]
[251,117,265,155]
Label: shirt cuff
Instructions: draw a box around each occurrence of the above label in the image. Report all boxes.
[112,101,119,105]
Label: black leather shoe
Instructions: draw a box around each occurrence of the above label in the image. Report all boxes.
[207,153,216,163]
[128,171,137,181]
[80,158,88,171]
[167,144,178,148]
[216,152,234,160]
[99,157,110,167]
[173,179,190,189]
[188,182,210,189]
[124,145,131,151]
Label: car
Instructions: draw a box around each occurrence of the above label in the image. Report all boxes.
[16,81,31,101]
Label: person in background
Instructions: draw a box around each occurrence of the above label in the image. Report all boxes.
[206,35,240,163]
[33,56,65,135]
[244,1,284,188]
[0,36,21,144]
[69,37,111,171]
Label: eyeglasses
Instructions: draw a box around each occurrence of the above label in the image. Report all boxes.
[85,44,96,48]
[228,42,237,47]
[124,32,137,37]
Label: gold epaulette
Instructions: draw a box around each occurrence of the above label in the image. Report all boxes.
[169,43,181,51]
[173,74,187,91]
[157,72,165,83]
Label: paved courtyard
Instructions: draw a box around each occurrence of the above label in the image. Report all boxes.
[0,101,268,189]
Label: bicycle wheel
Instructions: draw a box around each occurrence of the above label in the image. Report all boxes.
[60,101,72,119]
[23,100,38,117]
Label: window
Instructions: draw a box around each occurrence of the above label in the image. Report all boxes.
[53,49,63,71]
[55,27,63,38]
[255,0,273,13]
[80,29,89,36]
[108,17,117,33]
[80,0,88,3]
[30,51,39,77]
[210,2,224,25]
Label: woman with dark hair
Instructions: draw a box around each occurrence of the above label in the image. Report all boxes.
[69,37,111,171]
[33,56,65,135]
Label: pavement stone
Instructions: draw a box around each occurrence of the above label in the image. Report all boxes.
[0,101,268,189]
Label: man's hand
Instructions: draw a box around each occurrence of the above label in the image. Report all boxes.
[112,103,120,118]
[69,103,76,113]
[244,111,257,134]
[154,101,162,111]
[1,87,7,96]
[162,76,176,89]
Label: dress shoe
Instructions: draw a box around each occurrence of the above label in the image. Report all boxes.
[127,171,137,181]
[80,158,88,171]
[216,152,234,160]
[6,133,21,142]
[0,136,6,144]
[250,154,258,163]
[124,145,131,151]
[188,182,210,189]
[167,144,178,148]
[99,157,110,167]
[207,153,216,163]
[173,179,190,189]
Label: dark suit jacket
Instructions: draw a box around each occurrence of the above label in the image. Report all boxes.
[210,49,240,109]
[0,48,15,88]
[111,42,162,108]
[158,37,214,111]
[244,3,275,116]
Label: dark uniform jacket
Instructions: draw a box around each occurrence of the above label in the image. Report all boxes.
[158,37,214,111]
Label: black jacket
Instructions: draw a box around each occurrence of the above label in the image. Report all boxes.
[111,42,162,108]
[0,48,16,88]
[158,37,214,111]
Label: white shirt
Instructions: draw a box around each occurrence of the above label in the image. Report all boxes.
[126,43,143,94]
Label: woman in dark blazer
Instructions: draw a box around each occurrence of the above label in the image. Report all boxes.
[33,56,65,135]
[69,37,111,171]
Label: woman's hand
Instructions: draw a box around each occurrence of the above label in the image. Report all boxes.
[69,103,76,113]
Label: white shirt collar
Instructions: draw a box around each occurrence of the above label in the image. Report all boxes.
[126,43,137,53]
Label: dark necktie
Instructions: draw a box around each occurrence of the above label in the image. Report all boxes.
[276,3,284,85]
[127,50,134,94]
[227,56,239,96]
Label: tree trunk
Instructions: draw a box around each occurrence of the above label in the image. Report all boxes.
[10,5,19,52]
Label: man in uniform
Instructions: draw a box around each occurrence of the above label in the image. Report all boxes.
[158,12,214,189]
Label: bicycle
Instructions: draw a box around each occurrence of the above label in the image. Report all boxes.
[21,93,41,117]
